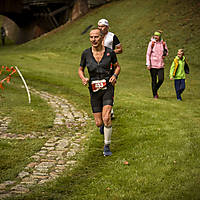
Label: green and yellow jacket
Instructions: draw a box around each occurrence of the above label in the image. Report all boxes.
[170,56,187,79]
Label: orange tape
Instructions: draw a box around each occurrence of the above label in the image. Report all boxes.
[0,66,16,89]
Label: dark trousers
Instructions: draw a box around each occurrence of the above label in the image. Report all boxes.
[174,79,185,100]
[150,68,164,97]
[1,37,5,46]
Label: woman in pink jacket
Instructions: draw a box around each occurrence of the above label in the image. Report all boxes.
[146,31,168,98]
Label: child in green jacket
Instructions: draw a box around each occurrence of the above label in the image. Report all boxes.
[170,49,189,101]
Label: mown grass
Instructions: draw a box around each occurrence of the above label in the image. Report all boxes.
[0,0,200,199]
[0,138,46,183]
[0,78,55,133]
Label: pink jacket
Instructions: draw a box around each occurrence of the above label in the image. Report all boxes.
[146,38,168,69]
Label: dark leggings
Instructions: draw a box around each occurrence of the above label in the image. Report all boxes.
[150,68,164,97]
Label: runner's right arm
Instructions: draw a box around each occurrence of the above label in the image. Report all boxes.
[79,50,89,85]
[78,66,89,86]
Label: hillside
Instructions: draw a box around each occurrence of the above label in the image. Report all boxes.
[0,0,200,199]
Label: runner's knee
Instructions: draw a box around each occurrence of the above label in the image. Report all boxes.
[103,116,111,126]
[95,120,103,127]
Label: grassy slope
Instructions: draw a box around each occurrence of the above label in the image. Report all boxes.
[0,0,200,199]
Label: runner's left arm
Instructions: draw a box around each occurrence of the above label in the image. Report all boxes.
[109,62,121,86]
[113,35,122,54]
[114,44,122,54]
[109,50,120,85]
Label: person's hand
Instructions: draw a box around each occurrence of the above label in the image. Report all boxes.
[147,66,151,70]
[109,75,117,86]
[170,78,173,80]
[81,77,89,86]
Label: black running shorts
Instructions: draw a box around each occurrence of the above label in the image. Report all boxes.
[89,84,114,113]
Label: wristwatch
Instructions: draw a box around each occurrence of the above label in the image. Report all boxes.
[113,73,118,79]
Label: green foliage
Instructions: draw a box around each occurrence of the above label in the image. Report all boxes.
[0,0,200,199]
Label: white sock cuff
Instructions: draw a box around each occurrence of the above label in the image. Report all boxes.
[104,126,112,145]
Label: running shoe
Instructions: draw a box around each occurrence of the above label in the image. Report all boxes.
[154,94,159,99]
[99,124,104,135]
[103,145,112,156]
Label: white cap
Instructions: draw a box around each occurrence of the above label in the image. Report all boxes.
[98,19,109,27]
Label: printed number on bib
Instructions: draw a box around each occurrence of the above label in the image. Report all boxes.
[91,79,107,92]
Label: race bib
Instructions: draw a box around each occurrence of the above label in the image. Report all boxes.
[91,79,107,92]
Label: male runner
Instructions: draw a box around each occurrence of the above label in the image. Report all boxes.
[98,19,122,119]
[78,28,121,156]
[98,19,122,54]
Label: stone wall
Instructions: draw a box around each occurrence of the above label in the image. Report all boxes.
[71,0,113,20]
[71,0,88,21]
[1,0,113,44]
[2,16,45,44]
[88,0,112,8]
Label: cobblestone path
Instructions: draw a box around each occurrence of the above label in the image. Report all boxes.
[0,89,89,199]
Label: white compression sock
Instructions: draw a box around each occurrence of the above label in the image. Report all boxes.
[104,126,112,145]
